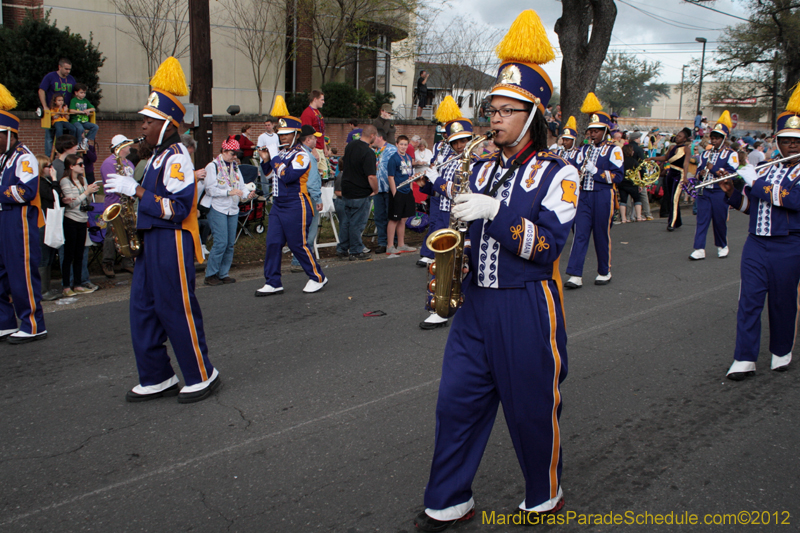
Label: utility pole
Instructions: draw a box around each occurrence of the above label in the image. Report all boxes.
[695,37,707,117]
[189,0,213,168]
[678,65,687,120]
[772,51,779,133]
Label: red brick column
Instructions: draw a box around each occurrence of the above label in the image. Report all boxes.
[2,0,44,28]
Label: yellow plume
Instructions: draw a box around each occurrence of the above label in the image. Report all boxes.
[786,81,800,114]
[270,95,289,117]
[435,96,462,123]
[581,92,603,114]
[716,110,733,129]
[0,84,17,111]
[495,10,555,65]
[564,116,577,130]
[150,57,189,97]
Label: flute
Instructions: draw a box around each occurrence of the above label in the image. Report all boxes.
[393,155,461,190]
[694,153,800,189]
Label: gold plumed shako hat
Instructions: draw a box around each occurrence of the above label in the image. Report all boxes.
[776,82,800,138]
[488,10,555,113]
[581,93,613,130]
[0,84,19,133]
[712,110,733,138]
[434,96,473,142]
[562,116,577,139]
[140,57,188,127]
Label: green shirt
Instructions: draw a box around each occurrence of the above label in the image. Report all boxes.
[69,97,94,123]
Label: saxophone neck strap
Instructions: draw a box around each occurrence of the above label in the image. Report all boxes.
[484,141,537,197]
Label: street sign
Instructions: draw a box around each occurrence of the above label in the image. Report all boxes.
[731,112,739,129]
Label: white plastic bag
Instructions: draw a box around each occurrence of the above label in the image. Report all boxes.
[44,192,65,249]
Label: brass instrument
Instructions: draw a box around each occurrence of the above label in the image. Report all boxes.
[695,152,800,189]
[102,136,144,258]
[579,145,595,187]
[425,132,493,319]
[393,155,461,191]
[626,160,661,187]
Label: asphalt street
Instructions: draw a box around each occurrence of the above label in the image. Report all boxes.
[1,211,798,533]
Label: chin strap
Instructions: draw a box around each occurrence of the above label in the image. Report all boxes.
[279,132,298,148]
[509,107,538,148]
[156,120,171,147]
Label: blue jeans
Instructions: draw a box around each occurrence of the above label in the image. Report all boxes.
[337,196,372,254]
[291,203,320,266]
[206,208,237,278]
[44,129,55,158]
[373,192,390,246]
[54,121,77,139]
[73,121,99,141]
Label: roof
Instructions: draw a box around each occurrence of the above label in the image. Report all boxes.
[415,62,496,92]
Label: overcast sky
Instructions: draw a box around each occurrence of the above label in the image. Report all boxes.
[435,0,751,89]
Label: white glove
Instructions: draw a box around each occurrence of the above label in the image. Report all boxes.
[584,161,598,175]
[106,174,139,197]
[452,193,501,221]
[424,167,438,181]
[738,164,757,187]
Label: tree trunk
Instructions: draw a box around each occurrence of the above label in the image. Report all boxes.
[555,0,617,141]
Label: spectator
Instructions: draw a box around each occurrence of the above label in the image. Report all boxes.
[545,104,553,120]
[257,117,280,161]
[202,138,254,286]
[386,135,416,254]
[36,155,63,301]
[406,134,418,161]
[39,58,77,156]
[373,104,396,144]
[337,124,378,260]
[290,126,324,273]
[346,119,362,143]
[100,135,136,278]
[59,154,99,296]
[416,70,429,120]
[619,144,644,223]
[68,83,98,150]
[300,89,330,177]
[370,128,396,253]
[235,125,256,164]
[628,132,653,220]
[694,110,703,130]
[748,141,765,166]
[741,131,755,146]
[413,138,433,174]
[52,135,79,181]
[50,95,77,141]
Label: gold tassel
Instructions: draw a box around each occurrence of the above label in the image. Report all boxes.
[435,96,462,123]
[581,92,603,114]
[0,84,18,111]
[150,57,189,97]
[716,110,733,130]
[786,81,800,114]
[495,10,555,65]
[564,116,577,130]
[270,95,289,117]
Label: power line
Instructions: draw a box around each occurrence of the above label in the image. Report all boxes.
[683,0,751,22]
[616,0,725,31]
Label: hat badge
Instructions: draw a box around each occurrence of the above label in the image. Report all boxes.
[787,115,800,129]
[714,123,724,131]
[499,65,522,86]
[450,122,464,133]
[279,118,287,128]
[591,114,600,123]
[147,92,160,108]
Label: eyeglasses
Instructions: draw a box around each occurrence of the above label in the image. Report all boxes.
[43,164,52,169]
[75,162,84,167]
[778,138,800,145]
[485,108,529,118]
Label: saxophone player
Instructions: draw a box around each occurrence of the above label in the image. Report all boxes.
[100,135,136,278]
[414,10,579,531]
[689,111,738,260]
[105,58,220,403]
[563,93,624,289]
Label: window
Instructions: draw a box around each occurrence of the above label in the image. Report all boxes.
[344,32,391,93]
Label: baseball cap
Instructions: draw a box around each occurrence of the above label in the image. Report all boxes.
[300,125,322,137]
[111,134,133,151]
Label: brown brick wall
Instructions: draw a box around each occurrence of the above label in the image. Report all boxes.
[2,0,45,28]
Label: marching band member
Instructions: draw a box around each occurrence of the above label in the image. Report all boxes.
[0,84,47,344]
[720,86,800,380]
[555,115,579,165]
[105,58,220,403]
[690,111,738,260]
[564,94,623,289]
[415,11,579,530]
[256,117,327,296]
[417,97,472,330]
[649,127,692,231]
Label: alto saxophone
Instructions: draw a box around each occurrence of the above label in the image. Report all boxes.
[425,131,494,318]
[102,137,144,258]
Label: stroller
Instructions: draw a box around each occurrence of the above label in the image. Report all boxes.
[235,164,270,242]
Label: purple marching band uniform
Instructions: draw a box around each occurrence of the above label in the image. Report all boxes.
[0,104,47,343]
[418,139,455,264]
[724,106,800,378]
[693,146,737,255]
[553,119,579,166]
[565,125,623,284]
[260,117,326,294]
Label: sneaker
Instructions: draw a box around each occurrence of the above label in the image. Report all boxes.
[254,283,283,296]
[204,275,224,286]
[387,246,399,254]
[564,276,582,289]
[717,246,729,258]
[397,245,417,253]
[290,264,304,273]
[63,288,77,297]
[646,215,654,221]
[417,257,434,267]
[689,249,706,261]
[42,289,62,301]
[373,246,387,254]
[336,251,349,260]
[349,252,372,261]
[102,263,115,278]
[82,281,99,292]
[303,277,328,293]
[221,276,236,284]
[73,286,92,294]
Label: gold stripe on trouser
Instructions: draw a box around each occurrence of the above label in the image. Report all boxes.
[21,206,38,335]
[299,193,322,281]
[541,280,563,498]
[175,230,208,381]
